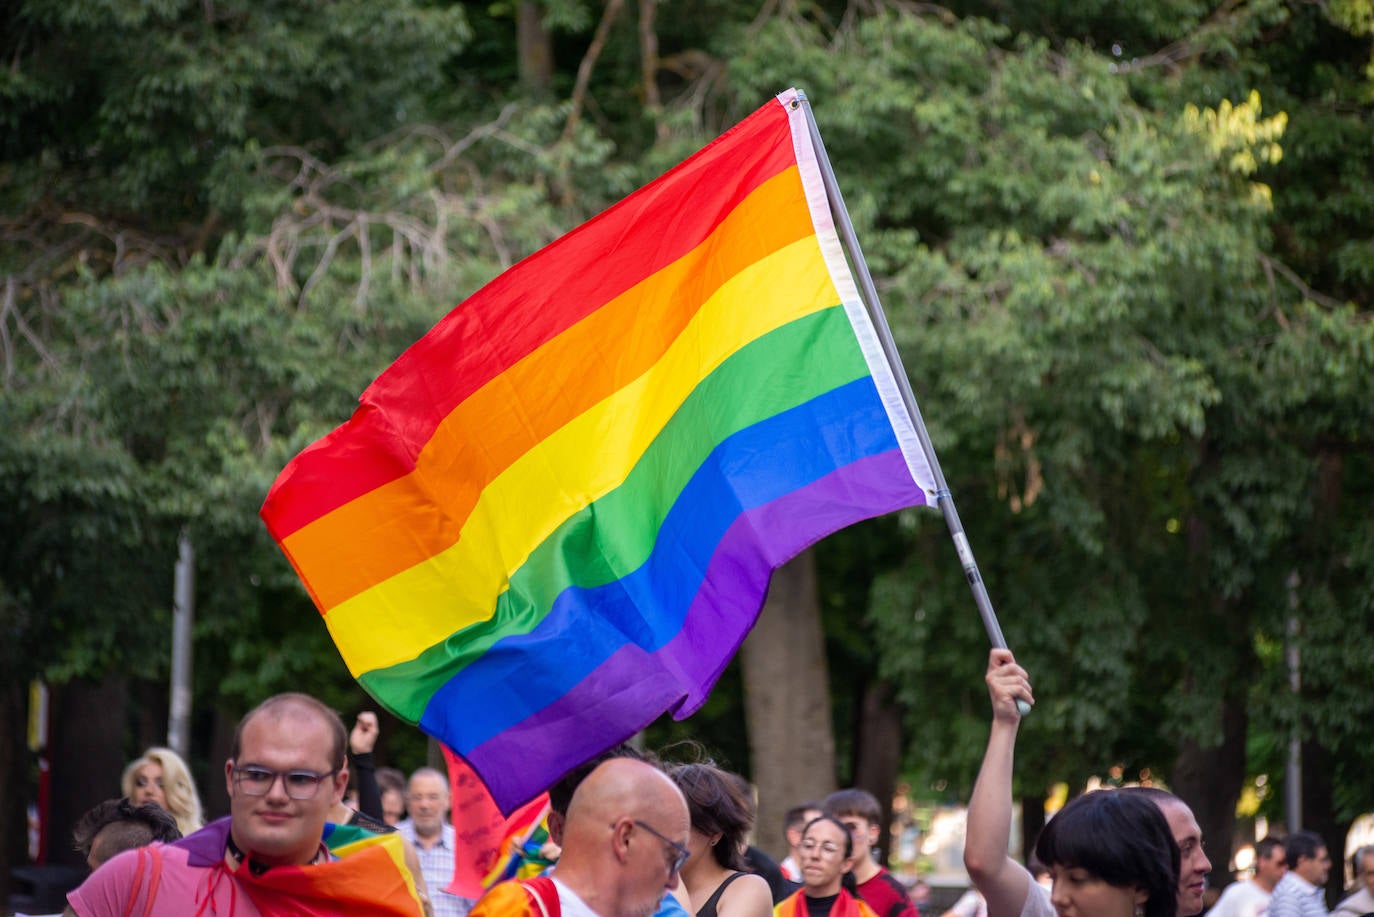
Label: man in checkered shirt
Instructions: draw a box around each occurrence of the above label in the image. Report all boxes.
[398,767,474,917]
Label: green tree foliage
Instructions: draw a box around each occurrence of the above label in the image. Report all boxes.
[2,0,1372,885]
[718,0,1374,840]
[2,0,471,218]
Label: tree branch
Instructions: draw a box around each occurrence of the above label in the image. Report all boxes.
[563,0,627,145]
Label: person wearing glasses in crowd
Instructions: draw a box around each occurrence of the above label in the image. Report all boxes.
[773,816,880,917]
[398,767,472,917]
[821,790,915,917]
[471,757,692,917]
[66,693,426,916]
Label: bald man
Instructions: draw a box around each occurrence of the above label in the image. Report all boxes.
[471,758,691,917]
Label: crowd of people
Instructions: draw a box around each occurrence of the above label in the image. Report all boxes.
[961,650,1372,917]
[45,652,1374,917]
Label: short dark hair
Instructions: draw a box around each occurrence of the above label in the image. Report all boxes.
[1284,831,1325,866]
[230,693,348,770]
[670,763,754,870]
[802,815,855,860]
[73,798,181,865]
[1035,791,1179,917]
[1255,837,1284,862]
[548,743,652,815]
[785,802,820,832]
[1116,786,1181,807]
[376,766,407,796]
[822,788,882,825]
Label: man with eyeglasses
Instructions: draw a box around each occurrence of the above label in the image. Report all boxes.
[471,757,691,917]
[66,692,425,916]
[398,767,473,917]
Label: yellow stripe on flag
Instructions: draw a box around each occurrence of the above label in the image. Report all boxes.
[324,235,838,674]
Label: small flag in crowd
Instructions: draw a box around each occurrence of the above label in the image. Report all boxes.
[442,747,550,898]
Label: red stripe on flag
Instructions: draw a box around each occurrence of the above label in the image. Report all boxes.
[262,102,795,539]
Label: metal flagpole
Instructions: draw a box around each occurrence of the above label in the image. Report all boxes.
[797,92,1031,714]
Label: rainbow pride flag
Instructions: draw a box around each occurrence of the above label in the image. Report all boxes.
[260,88,938,811]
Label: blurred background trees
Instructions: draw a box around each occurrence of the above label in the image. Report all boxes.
[2,0,1370,900]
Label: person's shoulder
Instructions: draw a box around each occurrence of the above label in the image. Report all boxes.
[858,869,916,917]
[774,890,805,916]
[869,869,912,897]
[1218,881,1264,902]
[67,843,195,917]
[1019,884,1053,917]
[857,867,898,892]
[470,880,538,917]
[1340,888,1374,907]
[1208,881,1252,917]
[1331,888,1374,917]
[1266,877,1303,914]
[721,871,774,910]
[849,890,884,917]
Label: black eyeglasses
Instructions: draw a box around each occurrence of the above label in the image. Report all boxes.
[626,819,690,875]
[231,765,339,800]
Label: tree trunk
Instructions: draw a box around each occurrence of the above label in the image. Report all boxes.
[49,676,129,867]
[637,0,667,139]
[1020,794,1046,867]
[0,676,28,904]
[1300,739,1347,909]
[853,679,903,867]
[517,0,553,95]
[1169,693,1248,896]
[204,702,238,819]
[1305,450,1348,909]
[131,678,166,751]
[742,549,837,859]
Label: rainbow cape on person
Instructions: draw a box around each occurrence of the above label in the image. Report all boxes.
[175,817,424,916]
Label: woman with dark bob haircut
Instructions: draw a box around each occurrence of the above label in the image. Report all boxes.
[1034,790,1179,917]
[669,762,773,917]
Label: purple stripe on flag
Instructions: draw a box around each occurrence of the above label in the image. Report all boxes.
[463,448,925,810]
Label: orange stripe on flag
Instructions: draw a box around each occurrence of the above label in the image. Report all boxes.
[281,167,813,613]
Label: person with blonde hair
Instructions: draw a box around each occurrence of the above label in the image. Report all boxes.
[120,747,204,836]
